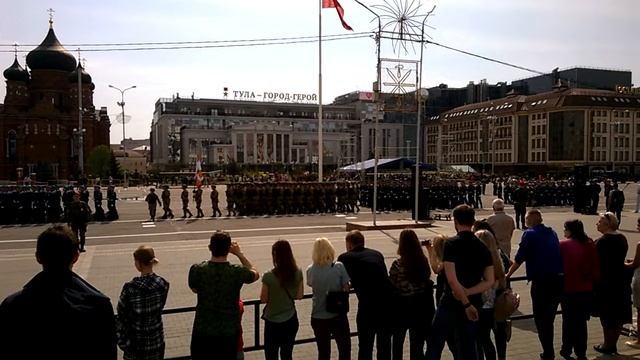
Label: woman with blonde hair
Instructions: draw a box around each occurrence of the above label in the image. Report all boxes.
[117,245,170,360]
[424,233,448,303]
[306,238,351,360]
[475,229,508,360]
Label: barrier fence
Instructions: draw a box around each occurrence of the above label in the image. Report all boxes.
[162,276,533,360]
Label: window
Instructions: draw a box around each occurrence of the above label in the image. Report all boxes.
[6,130,17,159]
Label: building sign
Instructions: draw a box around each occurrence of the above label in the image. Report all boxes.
[358,91,374,102]
[616,86,640,95]
[229,89,318,103]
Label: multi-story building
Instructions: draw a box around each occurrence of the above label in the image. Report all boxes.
[0,21,110,180]
[150,91,414,169]
[425,86,640,175]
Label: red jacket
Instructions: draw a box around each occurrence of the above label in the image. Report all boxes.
[560,237,600,293]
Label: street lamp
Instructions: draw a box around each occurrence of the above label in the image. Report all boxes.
[108,84,136,187]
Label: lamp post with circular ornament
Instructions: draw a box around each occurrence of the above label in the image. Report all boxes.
[108,85,136,187]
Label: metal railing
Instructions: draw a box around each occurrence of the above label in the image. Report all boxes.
[163,276,533,360]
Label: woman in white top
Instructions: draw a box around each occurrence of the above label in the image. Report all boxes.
[306,238,351,360]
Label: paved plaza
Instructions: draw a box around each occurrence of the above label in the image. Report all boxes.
[2,183,640,359]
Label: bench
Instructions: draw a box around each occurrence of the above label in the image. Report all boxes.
[432,210,451,221]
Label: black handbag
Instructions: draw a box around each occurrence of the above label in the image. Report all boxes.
[326,263,349,314]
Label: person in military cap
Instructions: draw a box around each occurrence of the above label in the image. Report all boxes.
[93,185,105,221]
[161,185,174,219]
[181,184,193,218]
[193,186,204,218]
[210,185,222,217]
[31,187,47,223]
[106,185,119,221]
[145,187,163,222]
[67,192,92,252]
[79,186,91,212]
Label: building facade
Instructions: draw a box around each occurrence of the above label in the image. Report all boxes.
[425,87,640,175]
[0,21,110,180]
[150,92,414,169]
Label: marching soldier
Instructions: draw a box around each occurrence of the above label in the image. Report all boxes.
[93,185,105,221]
[106,185,119,221]
[67,192,91,252]
[193,186,204,218]
[181,184,193,218]
[161,185,174,219]
[145,187,162,222]
[210,185,222,217]
[226,184,236,217]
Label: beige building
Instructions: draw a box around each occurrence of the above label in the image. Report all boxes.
[425,87,640,175]
[113,149,147,175]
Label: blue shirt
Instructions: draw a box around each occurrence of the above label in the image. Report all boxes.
[514,224,563,279]
[306,262,350,319]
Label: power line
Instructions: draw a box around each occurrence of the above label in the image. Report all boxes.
[0,32,372,48]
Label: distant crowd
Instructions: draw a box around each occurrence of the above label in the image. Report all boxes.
[2,201,640,359]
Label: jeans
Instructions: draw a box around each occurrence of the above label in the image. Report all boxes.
[191,332,238,360]
[531,275,563,359]
[392,292,434,360]
[494,320,508,360]
[71,223,87,250]
[358,309,392,360]
[476,308,496,360]
[311,315,351,360]
[264,314,299,360]
[561,292,592,358]
[426,305,479,360]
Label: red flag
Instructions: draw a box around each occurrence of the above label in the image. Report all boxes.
[322,0,353,31]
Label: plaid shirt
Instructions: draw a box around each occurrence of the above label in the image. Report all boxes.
[117,273,170,360]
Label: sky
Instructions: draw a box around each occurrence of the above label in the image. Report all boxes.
[1,0,639,144]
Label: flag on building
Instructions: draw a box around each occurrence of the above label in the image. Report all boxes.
[322,0,353,31]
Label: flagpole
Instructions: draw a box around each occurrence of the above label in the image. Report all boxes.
[318,0,324,183]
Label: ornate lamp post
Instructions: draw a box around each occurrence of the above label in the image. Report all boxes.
[108,84,136,187]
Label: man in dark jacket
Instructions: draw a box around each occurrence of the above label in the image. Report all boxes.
[67,192,92,252]
[338,230,394,360]
[0,225,117,360]
[145,187,163,222]
[607,182,625,224]
[512,181,529,229]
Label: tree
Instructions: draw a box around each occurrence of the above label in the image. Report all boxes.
[87,145,113,179]
[109,151,123,179]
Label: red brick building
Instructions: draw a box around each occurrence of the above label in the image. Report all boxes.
[0,21,110,181]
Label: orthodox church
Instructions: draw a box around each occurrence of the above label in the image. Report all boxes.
[0,18,110,180]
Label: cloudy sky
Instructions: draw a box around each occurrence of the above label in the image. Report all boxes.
[1,0,638,144]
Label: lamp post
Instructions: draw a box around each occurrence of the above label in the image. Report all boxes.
[108,84,136,188]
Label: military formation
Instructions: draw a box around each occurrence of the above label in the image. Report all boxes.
[221,182,360,216]
[0,185,119,225]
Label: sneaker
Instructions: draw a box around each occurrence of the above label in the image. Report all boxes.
[625,340,640,349]
[593,344,617,354]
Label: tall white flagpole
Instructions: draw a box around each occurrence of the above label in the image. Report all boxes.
[318,0,324,182]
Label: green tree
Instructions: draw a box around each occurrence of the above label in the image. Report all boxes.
[109,150,123,179]
[87,145,112,179]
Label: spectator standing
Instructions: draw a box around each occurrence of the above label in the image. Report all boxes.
[424,233,448,304]
[558,220,599,360]
[592,212,631,354]
[625,218,640,348]
[506,209,563,360]
[475,229,508,360]
[486,199,516,257]
[189,231,259,360]
[144,187,162,222]
[389,229,435,360]
[339,230,396,360]
[426,205,495,360]
[0,225,116,359]
[607,183,625,224]
[307,238,351,360]
[260,240,304,360]
[67,191,92,252]
[116,246,170,360]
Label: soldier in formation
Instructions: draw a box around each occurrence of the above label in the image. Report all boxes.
[106,185,119,221]
[93,185,105,221]
[193,186,204,218]
[181,184,193,218]
[67,191,91,252]
[0,185,63,224]
[210,185,222,217]
[161,185,174,219]
[144,187,163,222]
